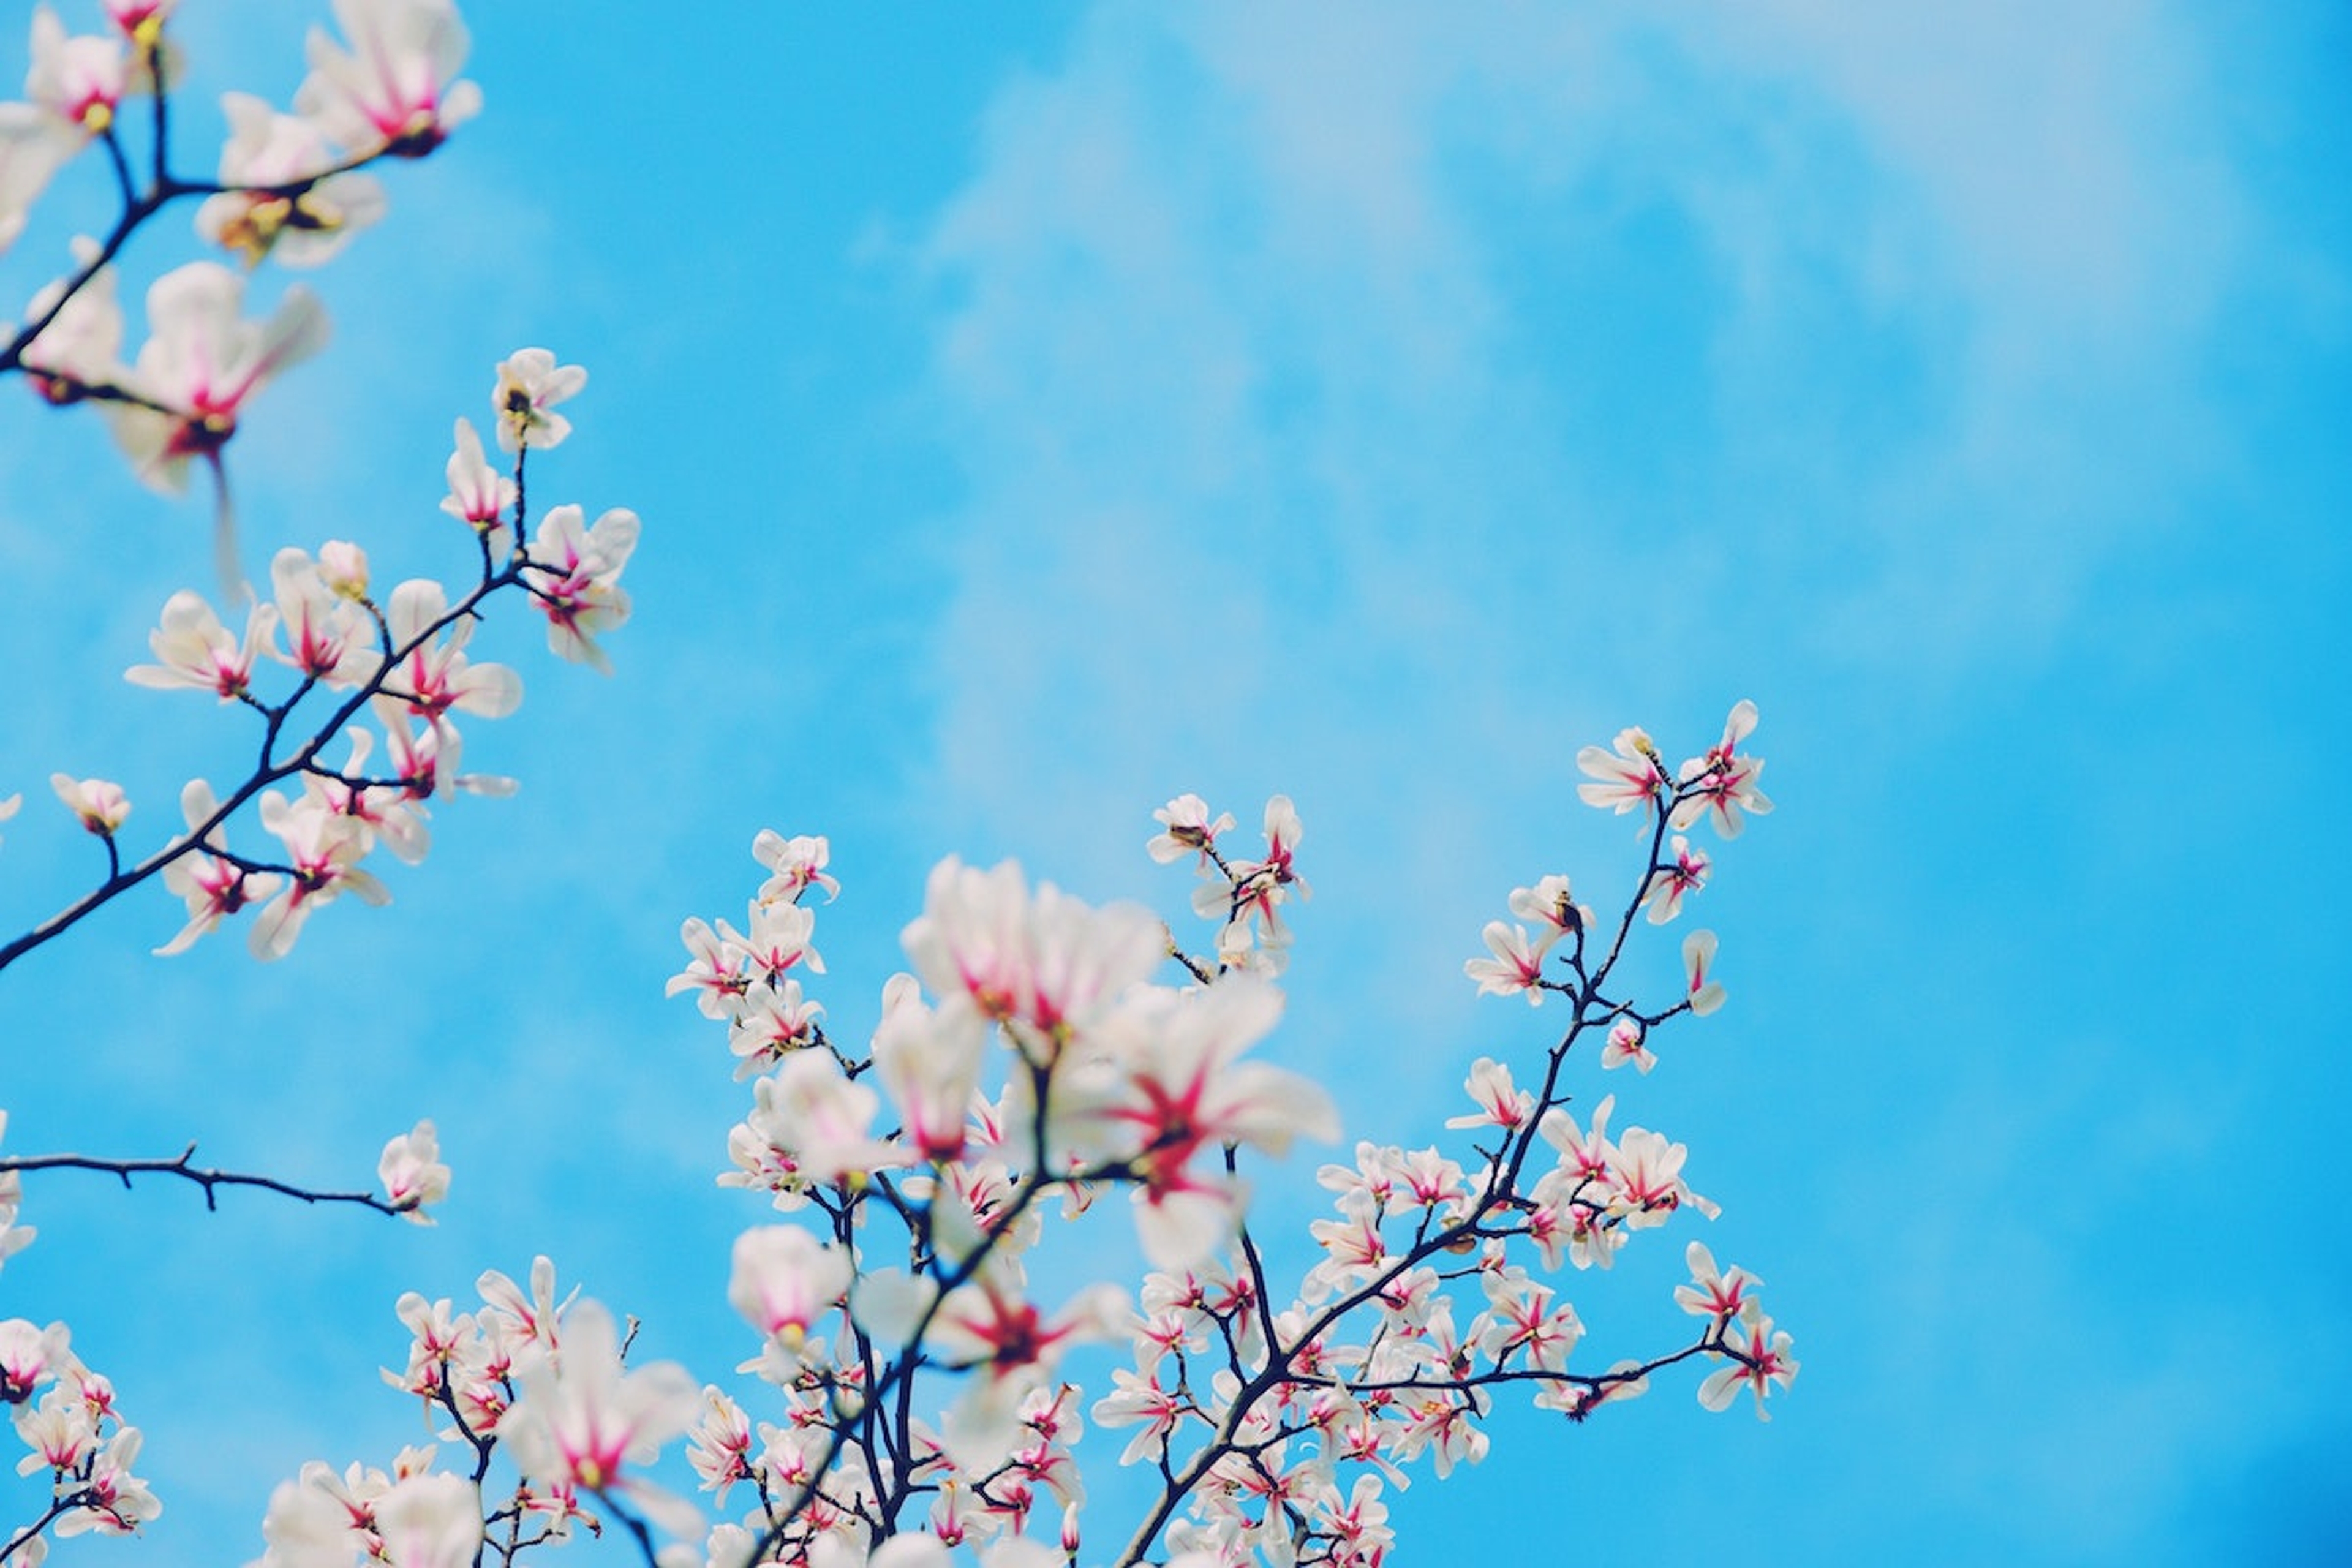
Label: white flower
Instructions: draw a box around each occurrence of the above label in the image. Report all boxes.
[378,1120,449,1224]
[104,262,326,495]
[50,774,128,835]
[197,92,386,267]
[491,347,585,453]
[296,0,481,159]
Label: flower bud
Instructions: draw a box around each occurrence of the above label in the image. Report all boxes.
[50,774,129,835]
[318,539,369,599]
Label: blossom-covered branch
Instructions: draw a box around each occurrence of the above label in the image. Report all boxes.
[1,1310,157,1561]
[262,704,1792,1567]
[4,0,477,389]
[0,1117,448,1223]
[1,4,635,976]
[0,390,637,974]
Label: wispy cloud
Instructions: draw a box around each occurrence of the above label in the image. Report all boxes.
[912,2,2258,834]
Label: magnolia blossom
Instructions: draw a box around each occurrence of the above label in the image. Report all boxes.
[521,503,638,673]
[15,1381,98,1475]
[702,900,822,992]
[1389,1392,1490,1479]
[489,347,584,453]
[1540,1094,1615,1180]
[378,1120,448,1223]
[1672,699,1773,839]
[1317,1474,1395,1568]
[255,1460,480,1568]
[197,92,387,268]
[1471,1267,1582,1372]
[1390,1146,1469,1216]
[0,1317,70,1401]
[1191,1420,1335,1556]
[375,701,511,810]
[666,916,752,1020]
[902,858,1164,1050]
[369,1472,483,1568]
[1605,1125,1716,1228]
[1507,873,1590,954]
[254,1470,368,1567]
[683,1389,754,1503]
[123,589,276,699]
[731,1052,903,1193]
[1303,1189,1390,1302]
[296,726,429,865]
[478,1254,575,1355]
[104,262,328,495]
[1200,795,1310,969]
[1529,1358,1654,1422]
[248,788,391,959]
[753,830,839,905]
[1463,920,1544,1004]
[1531,1097,1623,1270]
[1697,1302,1800,1420]
[1443,1057,1534,1133]
[1072,975,1339,1269]
[383,1290,475,1404]
[296,0,481,158]
[1091,1365,1189,1466]
[53,1426,160,1536]
[907,1271,1129,1468]
[1317,1142,1400,1216]
[1676,1241,1763,1322]
[501,1300,699,1523]
[439,415,513,542]
[317,540,368,595]
[1600,1016,1655,1074]
[728,1226,853,1353]
[729,976,827,1080]
[1577,725,1667,820]
[50,773,128,835]
[154,778,282,956]
[268,547,375,687]
[1641,834,1709,925]
[26,6,127,137]
[1147,794,1234,867]
[380,579,521,724]
[870,982,986,1162]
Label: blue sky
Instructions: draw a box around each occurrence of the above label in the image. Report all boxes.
[1,2,2346,1562]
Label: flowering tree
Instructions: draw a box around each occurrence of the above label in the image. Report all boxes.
[0,5,1796,1567]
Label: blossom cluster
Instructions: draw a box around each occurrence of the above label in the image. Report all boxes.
[697,708,1788,1564]
[213,704,1795,1568]
[252,1259,704,1568]
[0,342,635,970]
[6,0,481,497]
[2,1314,156,1556]
[0,1,628,974]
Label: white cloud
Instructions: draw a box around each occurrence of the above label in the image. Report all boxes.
[908,2,2255,879]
